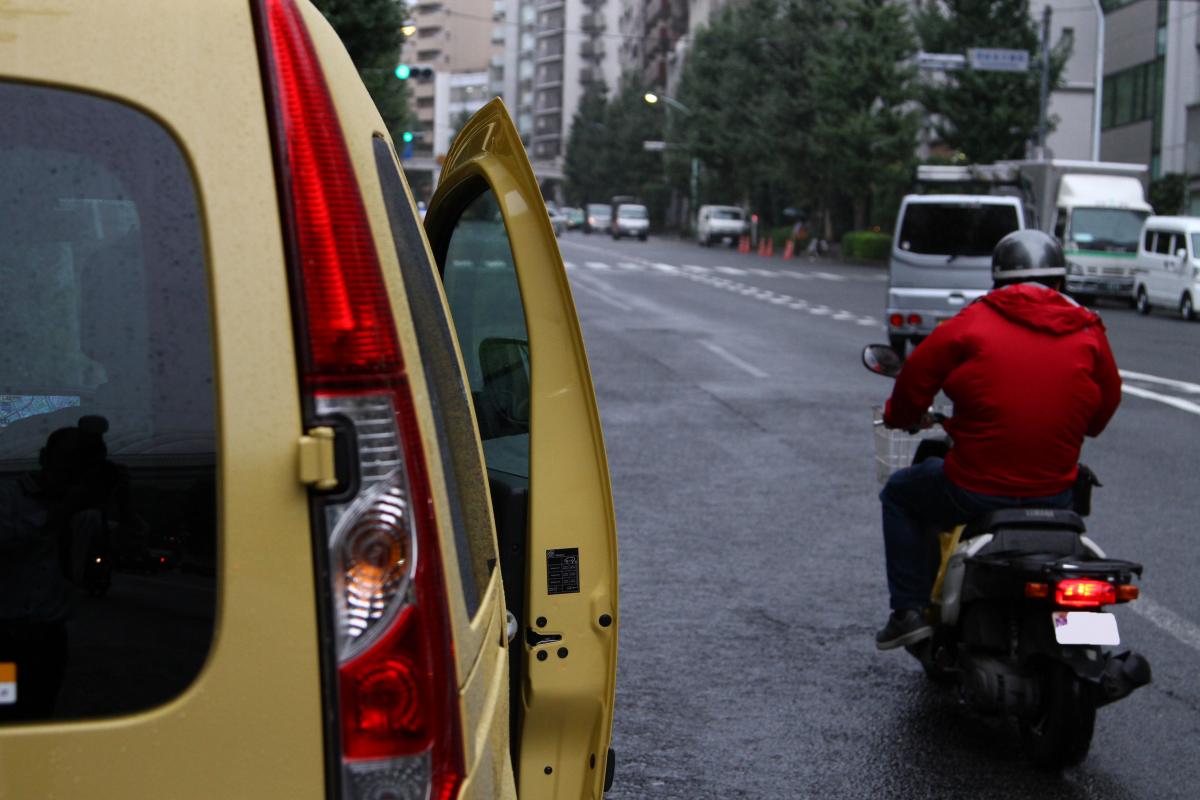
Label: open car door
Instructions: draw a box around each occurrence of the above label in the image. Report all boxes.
[423,99,619,798]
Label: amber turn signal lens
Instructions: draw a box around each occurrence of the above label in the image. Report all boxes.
[1024,582,1050,599]
[1117,584,1140,602]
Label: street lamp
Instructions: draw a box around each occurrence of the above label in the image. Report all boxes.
[643,92,699,230]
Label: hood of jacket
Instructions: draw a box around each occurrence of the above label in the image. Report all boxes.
[980,283,1103,335]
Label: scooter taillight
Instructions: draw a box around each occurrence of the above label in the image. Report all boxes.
[1055,578,1116,608]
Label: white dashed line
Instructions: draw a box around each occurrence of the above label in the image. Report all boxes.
[616,261,642,271]
[715,266,748,275]
[701,341,769,378]
[814,271,847,282]
[584,261,611,271]
[1121,385,1200,416]
[1119,370,1200,394]
[564,261,577,270]
[1127,595,1200,655]
[651,262,679,273]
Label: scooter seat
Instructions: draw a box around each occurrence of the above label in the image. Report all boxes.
[962,507,1085,541]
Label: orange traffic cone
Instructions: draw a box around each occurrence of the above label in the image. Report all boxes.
[757,238,766,256]
[782,239,794,260]
[738,235,750,253]
[764,238,774,257]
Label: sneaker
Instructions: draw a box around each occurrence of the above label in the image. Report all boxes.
[875,609,933,651]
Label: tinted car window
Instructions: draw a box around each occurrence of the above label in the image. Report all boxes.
[1192,234,1200,258]
[1070,208,1147,253]
[0,82,215,723]
[372,139,491,618]
[1154,231,1175,255]
[712,209,742,220]
[898,203,1019,257]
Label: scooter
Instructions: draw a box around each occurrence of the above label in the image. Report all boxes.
[863,343,1152,768]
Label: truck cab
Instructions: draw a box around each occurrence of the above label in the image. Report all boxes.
[1054,174,1152,303]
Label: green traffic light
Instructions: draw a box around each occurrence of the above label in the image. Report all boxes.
[395,64,411,80]
[402,131,415,143]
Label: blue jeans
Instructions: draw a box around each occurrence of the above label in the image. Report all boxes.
[879,457,1073,611]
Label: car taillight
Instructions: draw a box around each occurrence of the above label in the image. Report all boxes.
[906,314,923,326]
[1055,578,1116,608]
[257,1,463,797]
[888,313,904,328]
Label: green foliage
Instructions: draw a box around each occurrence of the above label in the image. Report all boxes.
[564,82,610,205]
[312,0,415,142]
[841,230,892,260]
[914,0,1070,162]
[1150,173,1187,215]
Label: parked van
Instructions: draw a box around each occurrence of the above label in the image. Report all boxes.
[1133,216,1200,319]
[887,194,1025,353]
[0,2,618,798]
[696,205,747,246]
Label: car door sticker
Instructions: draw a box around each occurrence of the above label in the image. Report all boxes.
[546,548,580,595]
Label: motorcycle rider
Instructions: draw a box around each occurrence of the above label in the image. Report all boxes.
[875,229,1122,650]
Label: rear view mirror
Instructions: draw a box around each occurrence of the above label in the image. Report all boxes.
[862,344,903,378]
[1177,248,1188,260]
[478,337,531,435]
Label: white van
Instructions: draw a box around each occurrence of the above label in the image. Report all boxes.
[886,194,1025,353]
[696,205,747,246]
[1133,216,1200,319]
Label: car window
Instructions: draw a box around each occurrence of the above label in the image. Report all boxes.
[372,138,492,618]
[1144,229,1156,252]
[1070,208,1147,253]
[1192,234,1200,258]
[1154,231,1175,255]
[0,81,215,724]
[619,206,648,219]
[712,209,742,220]
[898,203,1020,257]
[440,185,530,482]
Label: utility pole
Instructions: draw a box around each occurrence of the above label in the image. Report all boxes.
[1038,5,1052,154]
[1089,0,1105,160]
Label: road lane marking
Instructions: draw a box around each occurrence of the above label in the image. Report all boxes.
[570,276,633,311]
[1121,385,1200,416]
[701,341,768,378]
[681,264,711,273]
[814,271,847,281]
[784,272,812,280]
[749,268,776,277]
[1126,595,1200,655]
[833,310,856,321]
[1119,370,1200,394]
[651,262,679,273]
[564,261,577,270]
[616,261,642,271]
[715,266,747,275]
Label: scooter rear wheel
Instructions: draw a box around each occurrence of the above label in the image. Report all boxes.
[1021,663,1095,769]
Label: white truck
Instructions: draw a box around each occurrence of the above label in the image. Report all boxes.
[914,160,1152,303]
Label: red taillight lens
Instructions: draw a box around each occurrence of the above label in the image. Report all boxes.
[1055,578,1116,608]
[889,313,904,327]
[262,0,400,383]
[258,0,462,796]
[906,314,923,326]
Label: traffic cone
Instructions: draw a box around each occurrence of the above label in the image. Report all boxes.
[783,239,794,260]
[738,235,750,253]
[765,238,774,257]
[757,238,767,256]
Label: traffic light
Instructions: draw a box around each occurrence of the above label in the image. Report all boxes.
[402,131,415,143]
[394,64,434,81]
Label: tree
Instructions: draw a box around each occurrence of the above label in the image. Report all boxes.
[564,82,611,206]
[1150,173,1188,215]
[914,0,1070,162]
[312,0,415,142]
[809,0,920,231]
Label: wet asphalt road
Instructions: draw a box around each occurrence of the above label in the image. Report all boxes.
[557,231,1200,799]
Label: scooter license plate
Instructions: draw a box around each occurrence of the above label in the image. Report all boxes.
[1052,611,1119,646]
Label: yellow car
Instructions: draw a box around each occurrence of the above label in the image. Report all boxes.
[0,1,618,798]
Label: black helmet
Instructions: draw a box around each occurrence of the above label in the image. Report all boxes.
[991,229,1066,284]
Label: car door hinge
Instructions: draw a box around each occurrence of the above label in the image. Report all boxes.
[298,426,338,490]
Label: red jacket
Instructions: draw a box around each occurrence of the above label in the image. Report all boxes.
[884,284,1121,496]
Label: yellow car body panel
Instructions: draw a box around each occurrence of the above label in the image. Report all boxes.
[0,0,325,796]
[426,99,620,800]
[0,2,611,797]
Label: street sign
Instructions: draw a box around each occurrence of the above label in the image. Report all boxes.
[643,140,667,152]
[968,48,1030,72]
[916,51,966,71]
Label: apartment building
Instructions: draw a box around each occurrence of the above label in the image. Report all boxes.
[1098,0,1200,208]
[619,0,689,93]
[503,0,621,169]
[403,0,494,152]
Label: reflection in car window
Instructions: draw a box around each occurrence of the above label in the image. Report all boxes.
[0,82,215,723]
[898,203,1019,257]
[441,188,530,481]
